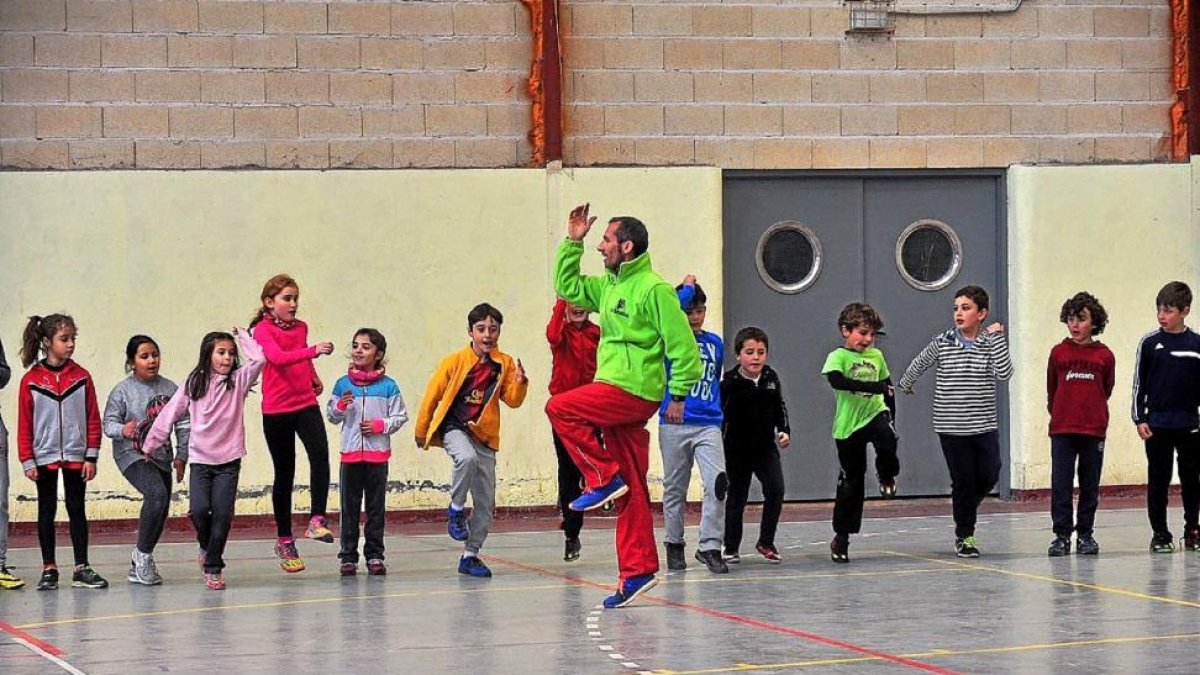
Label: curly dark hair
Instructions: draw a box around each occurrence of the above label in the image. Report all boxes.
[1059,291,1108,336]
[837,302,884,332]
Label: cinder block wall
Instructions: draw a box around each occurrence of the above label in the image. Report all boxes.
[561,0,1174,168]
[0,0,1177,170]
[0,0,534,169]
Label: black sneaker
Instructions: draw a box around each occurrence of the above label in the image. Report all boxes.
[830,535,849,563]
[1076,535,1100,555]
[665,542,687,571]
[879,477,897,499]
[694,548,729,574]
[1150,531,1175,553]
[955,536,980,558]
[36,567,59,591]
[72,565,109,589]
[723,551,740,564]
[1047,536,1071,557]
[564,536,582,562]
[1184,526,1200,551]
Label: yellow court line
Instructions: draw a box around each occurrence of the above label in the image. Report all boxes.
[652,631,1200,674]
[883,550,1200,609]
[668,566,968,587]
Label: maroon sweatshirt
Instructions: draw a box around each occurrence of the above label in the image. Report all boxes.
[1046,338,1116,438]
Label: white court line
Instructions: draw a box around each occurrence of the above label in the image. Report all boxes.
[11,637,88,675]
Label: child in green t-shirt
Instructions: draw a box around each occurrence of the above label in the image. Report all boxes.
[821,303,898,564]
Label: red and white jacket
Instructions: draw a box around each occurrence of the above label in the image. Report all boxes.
[18,359,102,471]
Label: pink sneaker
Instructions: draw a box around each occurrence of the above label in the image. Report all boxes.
[204,572,225,590]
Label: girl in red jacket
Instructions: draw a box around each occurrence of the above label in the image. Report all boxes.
[17,314,108,591]
[546,298,600,562]
[1046,292,1115,557]
[250,274,336,574]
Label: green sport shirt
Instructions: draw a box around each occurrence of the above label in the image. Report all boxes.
[822,346,890,440]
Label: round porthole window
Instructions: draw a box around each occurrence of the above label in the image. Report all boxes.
[896,219,962,291]
[755,222,822,294]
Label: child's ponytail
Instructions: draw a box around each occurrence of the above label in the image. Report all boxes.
[20,315,44,368]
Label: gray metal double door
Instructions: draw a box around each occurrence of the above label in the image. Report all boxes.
[723,172,1005,500]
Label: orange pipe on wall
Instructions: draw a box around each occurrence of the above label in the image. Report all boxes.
[522,0,563,166]
[1170,0,1197,160]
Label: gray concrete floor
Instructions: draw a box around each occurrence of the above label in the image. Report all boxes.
[3,505,1200,674]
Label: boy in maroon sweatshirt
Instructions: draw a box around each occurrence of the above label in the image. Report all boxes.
[1046,292,1115,557]
[546,298,600,561]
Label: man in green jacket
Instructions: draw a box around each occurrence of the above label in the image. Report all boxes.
[546,203,702,609]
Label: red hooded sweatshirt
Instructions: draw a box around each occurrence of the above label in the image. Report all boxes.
[1046,338,1116,438]
[546,298,600,396]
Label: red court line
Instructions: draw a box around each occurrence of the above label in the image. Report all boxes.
[0,619,65,657]
[484,555,960,675]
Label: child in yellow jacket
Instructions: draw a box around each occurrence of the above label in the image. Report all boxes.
[415,303,528,577]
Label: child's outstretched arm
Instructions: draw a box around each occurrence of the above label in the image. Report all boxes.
[143,386,191,459]
[235,328,267,393]
[546,298,568,346]
[898,339,939,393]
[824,372,890,395]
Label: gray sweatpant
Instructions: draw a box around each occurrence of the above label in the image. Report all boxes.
[0,414,9,568]
[660,424,727,552]
[444,429,497,555]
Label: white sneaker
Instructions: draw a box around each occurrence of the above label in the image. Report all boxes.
[128,549,163,586]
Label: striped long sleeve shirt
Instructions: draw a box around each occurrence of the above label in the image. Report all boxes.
[898,328,1014,435]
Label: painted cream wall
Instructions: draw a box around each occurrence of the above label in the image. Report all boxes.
[0,167,722,522]
[1007,162,1198,491]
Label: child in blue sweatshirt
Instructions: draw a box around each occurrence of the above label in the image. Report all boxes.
[659,277,729,574]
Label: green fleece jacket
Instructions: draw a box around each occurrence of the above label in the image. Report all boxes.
[554,238,702,402]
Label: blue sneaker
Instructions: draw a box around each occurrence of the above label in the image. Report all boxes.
[447,506,468,542]
[458,555,492,578]
[569,476,629,512]
[602,573,658,609]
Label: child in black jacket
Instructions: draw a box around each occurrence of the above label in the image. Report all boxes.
[721,327,791,564]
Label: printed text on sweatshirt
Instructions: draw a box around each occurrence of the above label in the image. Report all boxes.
[1047,339,1115,438]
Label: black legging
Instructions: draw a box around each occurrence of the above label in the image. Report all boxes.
[263,405,330,538]
[36,466,89,566]
[724,449,785,553]
[552,431,584,539]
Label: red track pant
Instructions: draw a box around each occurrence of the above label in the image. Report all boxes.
[546,382,660,581]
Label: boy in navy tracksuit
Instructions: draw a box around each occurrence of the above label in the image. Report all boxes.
[1133,281,1200,553]
[659,278,728,574]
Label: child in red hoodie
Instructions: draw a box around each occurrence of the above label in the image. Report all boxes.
[546,298,600,562]
[17,314,107,591]
[1046,292,1115,557]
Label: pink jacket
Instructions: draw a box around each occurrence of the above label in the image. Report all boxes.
[144,331,265,466]
[253,318,320,415]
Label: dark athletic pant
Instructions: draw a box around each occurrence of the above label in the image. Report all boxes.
[833,411,899,536]
[1144,427,1200,537]
[190,459,241,574]
[1050,434,1104,538]
[552,431,584,539]
[263,405,330,538]
[339,462,388,563]
[724,449,785,553]
[939,431,1001,539]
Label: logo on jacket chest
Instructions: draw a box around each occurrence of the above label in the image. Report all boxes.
[612,298,629,318]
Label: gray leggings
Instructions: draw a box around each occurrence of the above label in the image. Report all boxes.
[122,460,173,555]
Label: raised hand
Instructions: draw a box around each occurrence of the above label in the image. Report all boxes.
[567,203,597,241]
[516,358,528,384]
[315,341,335,356]
[985,322,1005,334]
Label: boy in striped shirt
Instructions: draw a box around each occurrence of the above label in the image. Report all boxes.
[899,285,1013,558]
